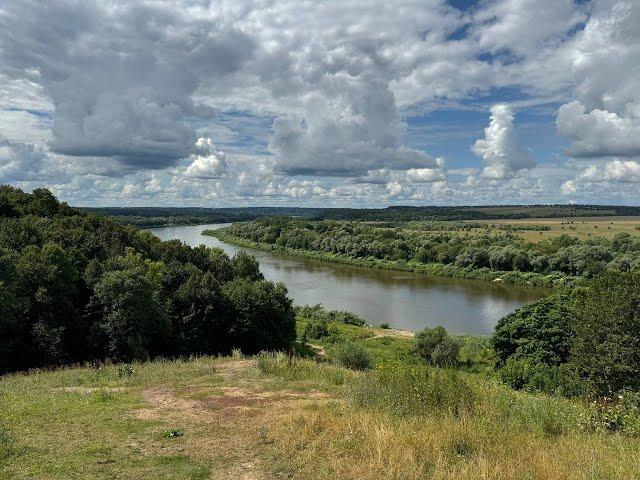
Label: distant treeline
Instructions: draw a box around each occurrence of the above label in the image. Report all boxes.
[87,204,640,227]
[83,206,325,227]
[214,217,640,286]
[0,187,296,373]
[314,205,640,222]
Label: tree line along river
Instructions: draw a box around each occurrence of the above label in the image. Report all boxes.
[148,223,549,335]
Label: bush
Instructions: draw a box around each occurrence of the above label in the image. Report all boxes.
[330,341,373,370]
[303,319,329,340]
[331,310,366,326]
[295,304,366,326]
[413,326,460,367]
[498,357,584,396]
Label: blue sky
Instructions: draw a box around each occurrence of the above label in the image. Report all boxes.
[0,0,639,206]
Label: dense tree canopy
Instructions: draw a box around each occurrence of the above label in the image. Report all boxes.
[493,276,640,397]
[223,218,640,282]
[571,272,640,396]
[0,186,296,372]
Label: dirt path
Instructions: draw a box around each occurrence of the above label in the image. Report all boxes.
[134,359,328,479]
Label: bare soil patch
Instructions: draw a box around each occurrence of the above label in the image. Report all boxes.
[132,359,331,478]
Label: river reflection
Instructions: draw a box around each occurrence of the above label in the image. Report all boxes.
[148,223,549,334]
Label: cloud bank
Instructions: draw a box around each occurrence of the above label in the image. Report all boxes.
[0,0,638,205]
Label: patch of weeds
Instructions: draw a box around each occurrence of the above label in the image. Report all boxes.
[347,363,476,418]
[258,426,273,445]
[231,348,243,359]
[93,388,115,403]
[450,438,475,458]
[0,425,20,461]
[162,428,184,438]
[188,465,212,480]
[579,392,640,436]
[256,352,350,387]
[539,410,567,438]
[117,364,134,378]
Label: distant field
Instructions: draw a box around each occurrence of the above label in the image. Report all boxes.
[467,216,640,241]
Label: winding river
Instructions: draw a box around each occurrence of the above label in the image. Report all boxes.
[148,223,549,335]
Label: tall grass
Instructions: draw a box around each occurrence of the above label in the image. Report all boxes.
[259,357,640,479]
[256,352,351,387]
[347,364,476,417]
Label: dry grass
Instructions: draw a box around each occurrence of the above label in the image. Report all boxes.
[2,355,639,479]
[466,216,640,241]
[266,405,640,480]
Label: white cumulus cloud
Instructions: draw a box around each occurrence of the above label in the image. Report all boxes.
[555,1,640,159]
[472,104,535,179]
[184,138,228,179]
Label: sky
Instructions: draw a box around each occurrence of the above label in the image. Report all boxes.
[0,0,639,207]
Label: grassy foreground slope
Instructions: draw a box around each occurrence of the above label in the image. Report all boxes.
[2,352,639,479]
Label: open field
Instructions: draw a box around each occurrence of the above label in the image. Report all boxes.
[3,350,640,479]
[467,216,640,241]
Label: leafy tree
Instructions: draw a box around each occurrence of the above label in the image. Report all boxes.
[571,271,640,396]
[172,270,227,353]
[89,267,169,361]
[232,251,264,281]
[222,279,295,354]
[492,294,574,368]
[0,187,297,372]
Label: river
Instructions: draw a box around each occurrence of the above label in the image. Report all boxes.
[148,223,549,335]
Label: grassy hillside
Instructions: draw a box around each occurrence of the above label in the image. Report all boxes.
[2,327,639,479]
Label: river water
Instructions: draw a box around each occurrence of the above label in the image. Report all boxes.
[148,223,549,335]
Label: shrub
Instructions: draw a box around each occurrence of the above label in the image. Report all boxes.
[331,310,366,326]
[498,357,583,396]
[330,341,373,370]
[457,336,494,371]
[295,304,366,326]
[413,326,460,367]
[379,322,390,329]
[303,319,329,340]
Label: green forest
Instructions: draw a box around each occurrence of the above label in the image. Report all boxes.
[2,189,640,478]
[214,217,640,286]
[0,187,296,373]
[3,189,640,411]
[88,204,640,228]
[211,217,640,404]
